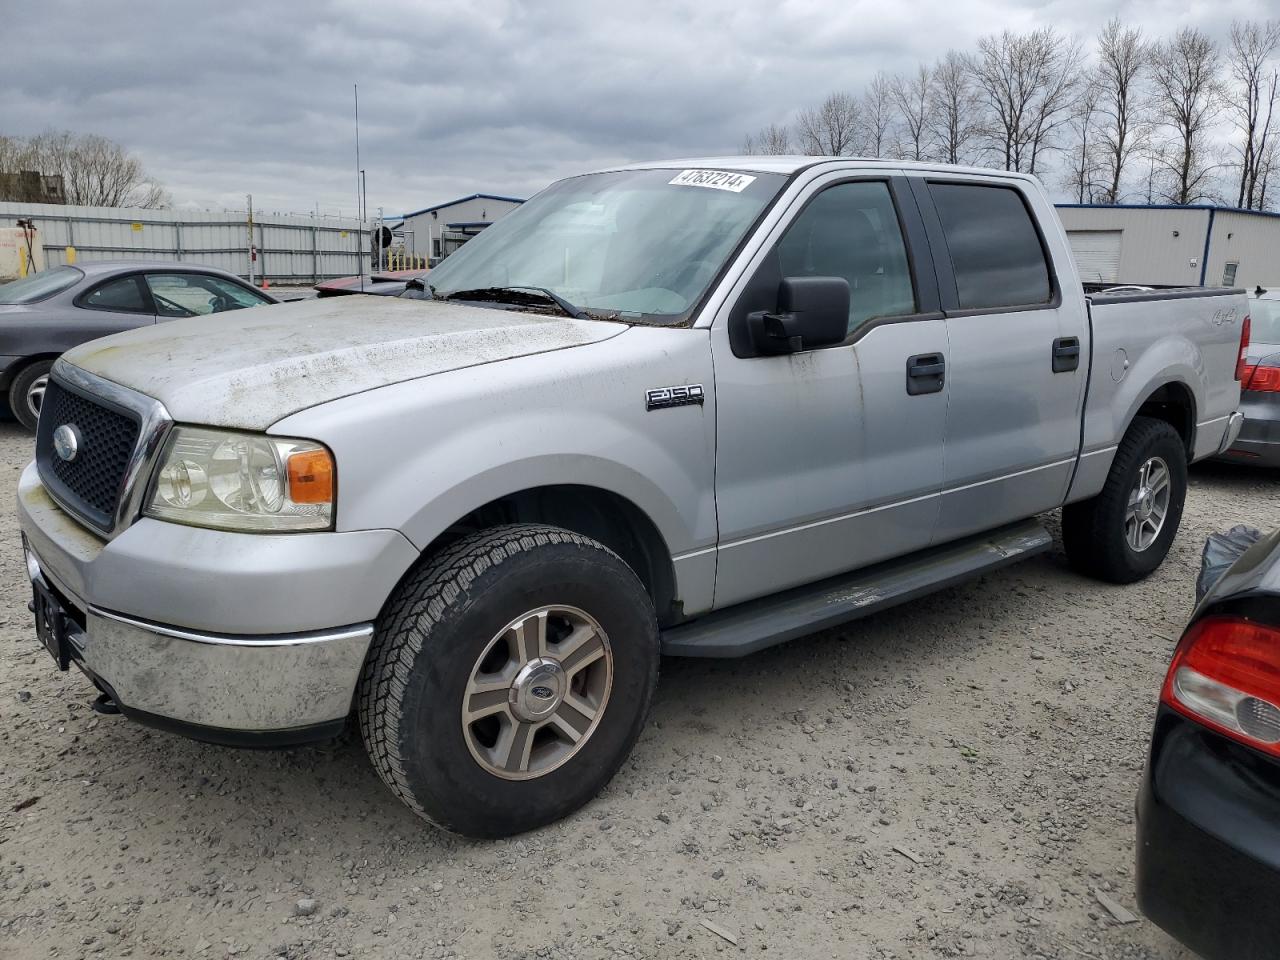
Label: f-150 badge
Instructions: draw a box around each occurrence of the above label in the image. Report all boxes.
[645,384,705,411]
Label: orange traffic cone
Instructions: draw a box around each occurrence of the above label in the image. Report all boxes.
[261,277,270,290]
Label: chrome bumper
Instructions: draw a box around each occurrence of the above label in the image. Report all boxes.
[86,607,371,733]
[16,461,416,739]
[24,544,372,734]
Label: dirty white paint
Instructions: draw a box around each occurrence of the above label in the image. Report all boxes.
[62,297,628,431]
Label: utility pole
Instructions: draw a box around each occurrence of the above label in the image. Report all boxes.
[246,194,255,286]
[354,83,365,291]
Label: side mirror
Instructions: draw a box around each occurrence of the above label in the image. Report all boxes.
[747,277,849,354]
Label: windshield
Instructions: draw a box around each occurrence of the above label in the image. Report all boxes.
[0,265,83,304]
[424,167,786,323]
[1251,297,1280,344]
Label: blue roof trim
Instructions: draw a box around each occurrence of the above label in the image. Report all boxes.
[402,193,525,218]
[1056,202,1280,221]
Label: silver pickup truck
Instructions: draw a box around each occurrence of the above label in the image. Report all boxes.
[17,158,1248,836]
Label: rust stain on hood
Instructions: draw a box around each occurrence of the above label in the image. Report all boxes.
[61,297,628,431]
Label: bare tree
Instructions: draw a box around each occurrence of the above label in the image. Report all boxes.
[741,123,793,155]
[794,92,862,156]
[1064,77,1106,203]
[862,72,895,159]
[1226,19,1280,209]
[1149,27,1222,205]
[891,65,933,161]
[0,130,169,207]
[968,28,1082,173]
[1095,18,1151,203]
[928,51,981,165]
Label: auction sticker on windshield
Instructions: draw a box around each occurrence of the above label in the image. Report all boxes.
[669,170,757,192]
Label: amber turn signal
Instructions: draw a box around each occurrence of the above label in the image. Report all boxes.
[287,449,334,504]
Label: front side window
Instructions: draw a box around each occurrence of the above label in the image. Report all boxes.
[774,181,916,337]
[424,167,786,323]
[81,275,149,313]
[147,273,271,317]
[929,182,1052,310]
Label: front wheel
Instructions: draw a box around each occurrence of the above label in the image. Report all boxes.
[9,359,54,432]
[358,524,658,837]
[1062,416,1188,583]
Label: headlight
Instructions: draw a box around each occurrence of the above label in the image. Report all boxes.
[145,427,334,532]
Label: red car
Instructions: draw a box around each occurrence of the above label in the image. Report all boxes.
[314,269,426,298]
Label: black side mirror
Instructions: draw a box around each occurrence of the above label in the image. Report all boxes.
[746,277,849,354]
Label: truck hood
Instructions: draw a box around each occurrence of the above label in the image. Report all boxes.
[61,296,628,431]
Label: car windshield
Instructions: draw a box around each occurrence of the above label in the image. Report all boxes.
[423,167,786,323]
[0,265,84,304]
[1250,297,1280,344]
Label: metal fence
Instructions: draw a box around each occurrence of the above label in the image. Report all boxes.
[0,201,371,284]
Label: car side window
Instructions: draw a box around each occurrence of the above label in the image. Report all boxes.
[147,274,271,317]
[774,181,916,337]
[928,183,1052,310]
[81,276,149,313]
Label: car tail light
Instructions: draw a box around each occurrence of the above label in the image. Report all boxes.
[1241,362,1280,393]
[1235,315,1251,381]
[1162,615,1280,756]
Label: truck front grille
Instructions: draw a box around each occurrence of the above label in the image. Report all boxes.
[36,379,142,532]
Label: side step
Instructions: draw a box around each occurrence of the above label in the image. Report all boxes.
[660,519,1052,658]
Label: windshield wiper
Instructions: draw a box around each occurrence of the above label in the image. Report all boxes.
[442,285,589,320]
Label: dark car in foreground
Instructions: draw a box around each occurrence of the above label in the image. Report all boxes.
[0,261,277,429]
[314,268,427,298]
[1219,287,1280,467]
[1137,526,1280,959]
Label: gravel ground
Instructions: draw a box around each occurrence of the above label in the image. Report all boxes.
[1,420,1277,960]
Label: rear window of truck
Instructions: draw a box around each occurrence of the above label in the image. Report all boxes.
[929,183,1053,311]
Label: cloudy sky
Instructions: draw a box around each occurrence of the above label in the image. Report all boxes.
[2,0,1273,217]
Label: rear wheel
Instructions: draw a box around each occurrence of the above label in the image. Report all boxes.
[1062,416,1188,583]
[358,523,658,837]
[9,359,53,432]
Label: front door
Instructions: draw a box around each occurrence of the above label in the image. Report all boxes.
[710,173,950,609]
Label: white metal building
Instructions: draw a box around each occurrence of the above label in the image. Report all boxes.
[1056,204,1280,291]
[399,193,524,263]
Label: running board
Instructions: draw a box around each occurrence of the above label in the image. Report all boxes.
[660,520,1052,658]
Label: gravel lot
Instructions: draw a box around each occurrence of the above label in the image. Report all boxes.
[1,419,1277,960]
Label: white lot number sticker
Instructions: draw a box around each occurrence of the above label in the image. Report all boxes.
[669,169,757,193]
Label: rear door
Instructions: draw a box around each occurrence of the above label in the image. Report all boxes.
[710,171,950,608]
[910,176,1089,543]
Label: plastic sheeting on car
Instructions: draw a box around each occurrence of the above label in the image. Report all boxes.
[1197,525,1265,603]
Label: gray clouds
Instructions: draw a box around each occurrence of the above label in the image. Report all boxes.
[1,0,1274,213]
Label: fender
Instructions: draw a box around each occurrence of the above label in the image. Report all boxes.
[273,326,720,614]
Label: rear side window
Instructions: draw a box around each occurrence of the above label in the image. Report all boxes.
[929,183,1052,310]
[81,276,149,313]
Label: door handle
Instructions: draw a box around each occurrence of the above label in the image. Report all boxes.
[1052,337,1081,373]
[906,353,945,395]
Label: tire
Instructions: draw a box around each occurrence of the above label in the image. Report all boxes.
[358,523,659,837]
[1062,416,1188,584]
[9,359,54,432]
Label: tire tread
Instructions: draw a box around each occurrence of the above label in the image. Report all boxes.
[357,523,639,830]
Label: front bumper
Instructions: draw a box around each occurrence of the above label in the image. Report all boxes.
[17,461,418,741]
[1136,706,1280,960]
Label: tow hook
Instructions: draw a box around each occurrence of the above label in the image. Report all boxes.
[91,692,121,716]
